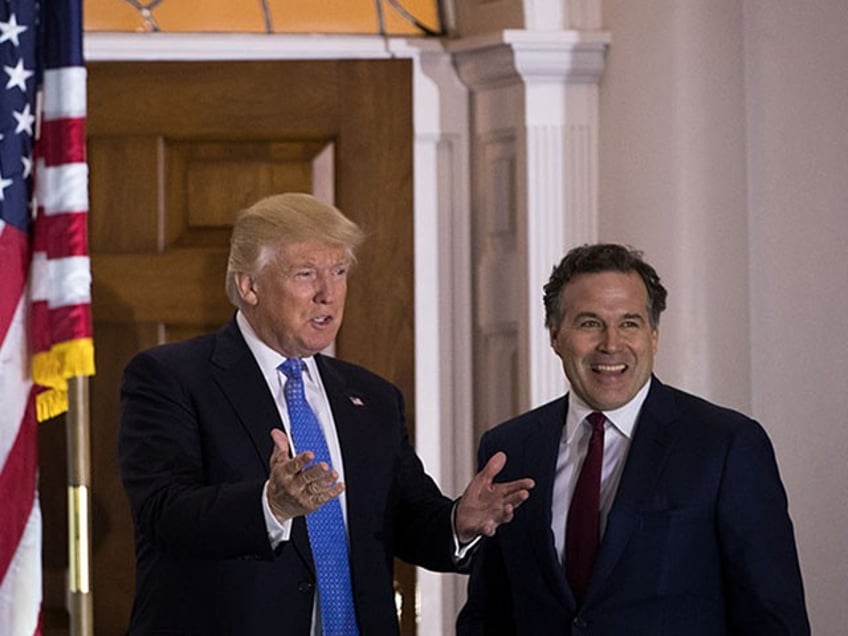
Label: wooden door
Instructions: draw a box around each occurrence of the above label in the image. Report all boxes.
[39,59,415,635]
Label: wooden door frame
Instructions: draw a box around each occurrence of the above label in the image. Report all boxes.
[84,32,474,635]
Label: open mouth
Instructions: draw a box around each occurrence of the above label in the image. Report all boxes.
[591,363,627,374]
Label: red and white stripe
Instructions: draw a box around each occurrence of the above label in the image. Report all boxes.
[31,65,91,366]
[0,221,41,635]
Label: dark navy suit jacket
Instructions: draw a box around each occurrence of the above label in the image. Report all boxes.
[457,377,809,635]
[119,319,457,635]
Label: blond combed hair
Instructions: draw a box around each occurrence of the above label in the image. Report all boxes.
[225,193,366,307]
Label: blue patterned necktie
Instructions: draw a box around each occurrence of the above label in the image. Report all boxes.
[279,358,359,636]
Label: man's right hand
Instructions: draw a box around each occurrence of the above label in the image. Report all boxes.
[266,428,345,523]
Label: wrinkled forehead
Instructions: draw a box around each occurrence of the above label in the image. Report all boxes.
[259,239,351,270]
[561,271,651,311]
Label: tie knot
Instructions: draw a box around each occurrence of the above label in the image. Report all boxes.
[279,357,304,380]
[587,411,605,432]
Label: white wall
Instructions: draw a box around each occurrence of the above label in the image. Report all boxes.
[600,1,848,632]
[744,1,848,632]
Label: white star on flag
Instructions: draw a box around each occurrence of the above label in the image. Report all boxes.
[4,58,34,92]
[0,169,13,201]
[0,13,27,46]
[13,102,35,135]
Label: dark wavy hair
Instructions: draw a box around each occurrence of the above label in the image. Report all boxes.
[543,243,667,329]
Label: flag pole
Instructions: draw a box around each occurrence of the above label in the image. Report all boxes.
[66,375,94,636]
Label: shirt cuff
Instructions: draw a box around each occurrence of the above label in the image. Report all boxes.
[451,501,482,561]
[262,480,292,549]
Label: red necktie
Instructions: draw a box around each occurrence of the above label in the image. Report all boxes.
[565,411,606,603]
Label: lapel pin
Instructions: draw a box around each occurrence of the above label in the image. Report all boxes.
[349,396,364,406]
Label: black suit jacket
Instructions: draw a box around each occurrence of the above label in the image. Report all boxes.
[118,319,457,635]
[457,377,809,635]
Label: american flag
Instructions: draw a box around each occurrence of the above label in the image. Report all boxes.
[0,1,92,634]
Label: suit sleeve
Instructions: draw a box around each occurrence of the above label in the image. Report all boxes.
[455,433,517,636]
[118,351,273,560]
[385,385,459,572]
[717,420,810,635]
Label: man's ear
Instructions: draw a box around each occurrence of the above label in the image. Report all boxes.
[235,272,258,306]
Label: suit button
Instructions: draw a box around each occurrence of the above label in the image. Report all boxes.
[297,581,314,593]
[573,616,588,628]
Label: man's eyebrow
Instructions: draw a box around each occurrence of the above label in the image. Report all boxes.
[285,259,350,271]
[569,311,647,322]
[572,311,602,321]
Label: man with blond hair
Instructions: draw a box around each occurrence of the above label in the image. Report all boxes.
[119,193,533,636]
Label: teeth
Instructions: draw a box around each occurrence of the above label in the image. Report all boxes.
[593,363,626,373]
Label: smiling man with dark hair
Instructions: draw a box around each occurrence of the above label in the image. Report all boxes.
[458,243,809,636]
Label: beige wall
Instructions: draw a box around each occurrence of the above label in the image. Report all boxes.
[600,1,848,632]
[745,2,848,631]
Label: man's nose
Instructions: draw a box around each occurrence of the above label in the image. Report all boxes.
[313,272,336,303]
[598,327,621,351]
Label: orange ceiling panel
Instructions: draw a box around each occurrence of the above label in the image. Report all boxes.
[84,0,442,35]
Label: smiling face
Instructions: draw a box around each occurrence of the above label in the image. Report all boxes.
[550,270,658,411]
[236,239,350,358]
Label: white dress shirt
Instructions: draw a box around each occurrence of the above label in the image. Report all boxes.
[551,378,652,566]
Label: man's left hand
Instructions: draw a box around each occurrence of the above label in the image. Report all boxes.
[455,452,534,543]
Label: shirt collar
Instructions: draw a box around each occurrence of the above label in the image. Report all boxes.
[566,376,652,443]
[235,311,318,383]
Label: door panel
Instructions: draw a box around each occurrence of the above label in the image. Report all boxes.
[39,59,415,635]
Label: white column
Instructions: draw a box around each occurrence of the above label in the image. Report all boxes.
[387,39,474,636]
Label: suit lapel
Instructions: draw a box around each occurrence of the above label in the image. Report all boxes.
[314,355,361,466]
[209,319,282,473]
[519,398,574,604]
[313,356,371,534]
[584,377,678,602]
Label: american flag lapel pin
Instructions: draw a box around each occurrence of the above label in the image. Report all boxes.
[349,395,364,406]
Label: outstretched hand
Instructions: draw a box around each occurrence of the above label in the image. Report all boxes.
[266,428,345,523]
[455,451,534,543]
